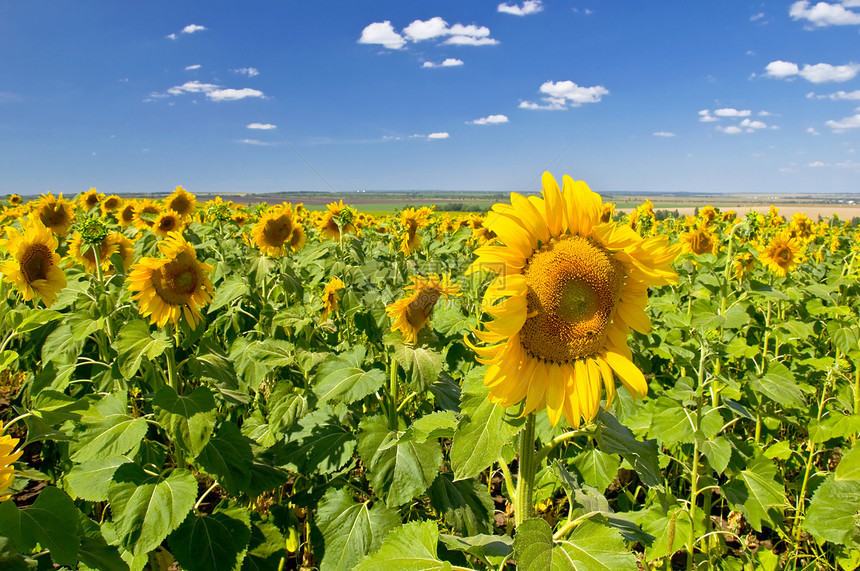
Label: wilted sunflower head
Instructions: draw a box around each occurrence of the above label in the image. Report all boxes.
[127,232,214,328]
[467,172,680,428]
[386,274,461,344]
[0,217,67,307]
[36,193,75,238]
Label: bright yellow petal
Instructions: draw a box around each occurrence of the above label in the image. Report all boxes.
[603,350,648,398]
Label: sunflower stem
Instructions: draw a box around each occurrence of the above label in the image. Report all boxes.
[687,341,707,571]
[514,413,537,527]
[165,325,185,467]
[388,353,399,430]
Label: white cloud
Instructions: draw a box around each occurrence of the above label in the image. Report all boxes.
[698,110,718,122]
[765,60,860,82]
[167,81,219,95]
[182,24,207,34]
[208,88,264,102]
[740,118,767,129]
[807,160,829,167]
[470,114,509,125]
[807,127,821,135]
[817,89,860,99]
[520,80,609,110]
[422,58,464,68]
[240,139,277,146]
[427,132,450,139]
[653,131,676,137]
[498,1,544,15]
[402,18,498,45]
[155,81,264,102]
[185,64,201,71]
[247,123,276,130]
[789,1,860,26]
[714,108,752,117]
[750,12,766,21]
[403,17,450,41]
[802,62,860,82]
[826,112,860,130]
[717,126,743,134]
[233,67,260,77]
[358,21,406,49]
[764,60,800,78]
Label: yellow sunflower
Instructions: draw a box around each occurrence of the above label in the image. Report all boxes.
[110,233,136,273]
[0,422,22,501]
[731,252,756,281]
[231,209,249,227]
[66,232,117,274]
[152,210,186,238]
[320,277,345,322]
[118,201,137,227]
[399,207,431,255]
[165,186,197,218]
[35,192,75,238]
[127,232,214,328]
[290,224,307,253]
[77,188,103,211]
[680,225,719,256]
[251,206,295,257]
[386,274,461,343]
[8,195,22,206]
[134,199,162,230]
[318,200,356,240]
[101,194,123,215]
[759,231,803,277]
[467,172,680,428]
[0,218,67,307]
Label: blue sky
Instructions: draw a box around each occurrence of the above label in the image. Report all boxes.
[2,1,859,196]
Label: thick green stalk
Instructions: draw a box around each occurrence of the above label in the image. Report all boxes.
[687,343,707,571]
[165,328,185,468]
[514,414,537,527]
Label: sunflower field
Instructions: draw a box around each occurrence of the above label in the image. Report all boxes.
[0,176,858,571]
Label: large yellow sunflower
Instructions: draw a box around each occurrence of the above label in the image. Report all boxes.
[165,186,197,218]
[467,172,680,428]
[127,232,214,328]
[0,218,67,307]
[118,201,137,227]
[386,274,461,343]
[251,206,294,257]
[320,277,345,322]
[759,231,803,277]
[35,192,75,238]
[0,422,22,501]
